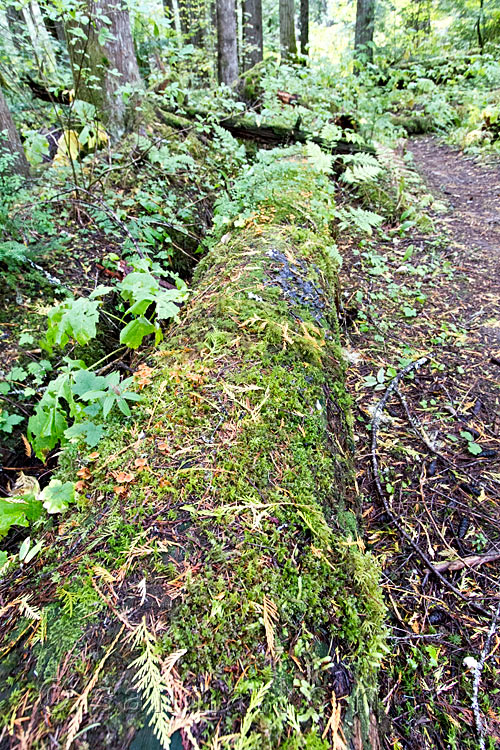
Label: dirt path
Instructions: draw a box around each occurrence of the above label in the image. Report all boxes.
[339,137,500,750]
[409,137,500,381]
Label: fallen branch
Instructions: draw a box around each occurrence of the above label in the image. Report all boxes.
[434,550,500,574]
[370,357,489,618]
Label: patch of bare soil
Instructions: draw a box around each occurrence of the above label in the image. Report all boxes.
[339,137,500,749]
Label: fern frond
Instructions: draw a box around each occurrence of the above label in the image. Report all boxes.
[335,206,384,235]
[341,153,382,184]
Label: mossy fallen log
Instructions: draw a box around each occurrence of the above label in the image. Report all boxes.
[156,106,373,155]
[0,150,386,749]
[391,113,435,135]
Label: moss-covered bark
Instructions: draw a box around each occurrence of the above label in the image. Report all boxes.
[0,154,386,749]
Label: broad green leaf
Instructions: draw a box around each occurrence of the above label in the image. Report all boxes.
[467,442,482,456]
[46,297,100,349]
[0,494,43,537]
[155,289,184,320]
[64,421,104,447]
[120,317,156,349]
[41,480,75,514]
[119,272,159,304]
[71,369,108,398]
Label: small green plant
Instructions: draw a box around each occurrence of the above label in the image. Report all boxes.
[0,477,75,539]
[27,362,142,458]
[460,430,482,456]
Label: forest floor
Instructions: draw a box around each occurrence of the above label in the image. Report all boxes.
[339,136,500,749]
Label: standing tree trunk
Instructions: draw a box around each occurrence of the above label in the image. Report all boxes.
[67,0,142,133]
[242,0,263,70]
[354,0,375,62]
[300,0,308,55]
[0,88,30,178]
[217,0,238,84]
[6,5,25,50]
[279,0,297,61]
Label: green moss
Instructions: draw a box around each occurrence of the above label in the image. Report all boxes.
[0,153,386,749]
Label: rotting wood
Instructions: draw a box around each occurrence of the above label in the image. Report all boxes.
[155,105,373,154]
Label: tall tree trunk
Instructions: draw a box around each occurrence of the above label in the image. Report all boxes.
[300,0,308,55]
[217,0,238,84]
[354,0,375,62]
[242,0,263,70]
[66,0,142,133]
[279,0,297,61]
[0,88,30,178]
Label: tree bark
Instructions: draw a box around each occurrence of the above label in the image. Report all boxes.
[67,0,142,133]
[217,0,239,84]
[354,0,375,62]
[0,88,30,178]
[279,0,297,61]
[242,0,263,70]
[300,0,308,55]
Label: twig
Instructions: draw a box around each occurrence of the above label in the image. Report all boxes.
[370,356,489,618]
[434,550,500,574]
[472,601,500,750]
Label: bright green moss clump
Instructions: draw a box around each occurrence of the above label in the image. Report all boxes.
[0,151,386,749]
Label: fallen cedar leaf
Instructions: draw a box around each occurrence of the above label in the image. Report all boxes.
[21,434,32,458]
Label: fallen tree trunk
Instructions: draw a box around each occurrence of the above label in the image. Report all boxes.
[156,106,373,154]
[0,153,385,749]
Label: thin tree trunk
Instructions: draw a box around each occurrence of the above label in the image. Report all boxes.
[66,0,142,133]
[354,0,375,62]
[0,88,30,178]
[476,0,484,52]
[279,0,297,61]
[242,0,263,70]
[217,0,238,84]
[300,0,308,55]
[6,5,25,50]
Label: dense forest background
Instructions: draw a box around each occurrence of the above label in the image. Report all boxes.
[0,0,500,748]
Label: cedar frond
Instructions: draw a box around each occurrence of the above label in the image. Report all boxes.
[65,626,124,750]
[129,618,188,749]
[262,595,278,657]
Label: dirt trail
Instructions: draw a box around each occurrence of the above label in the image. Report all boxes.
[339,137,500,749]
[408,137,500,374]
